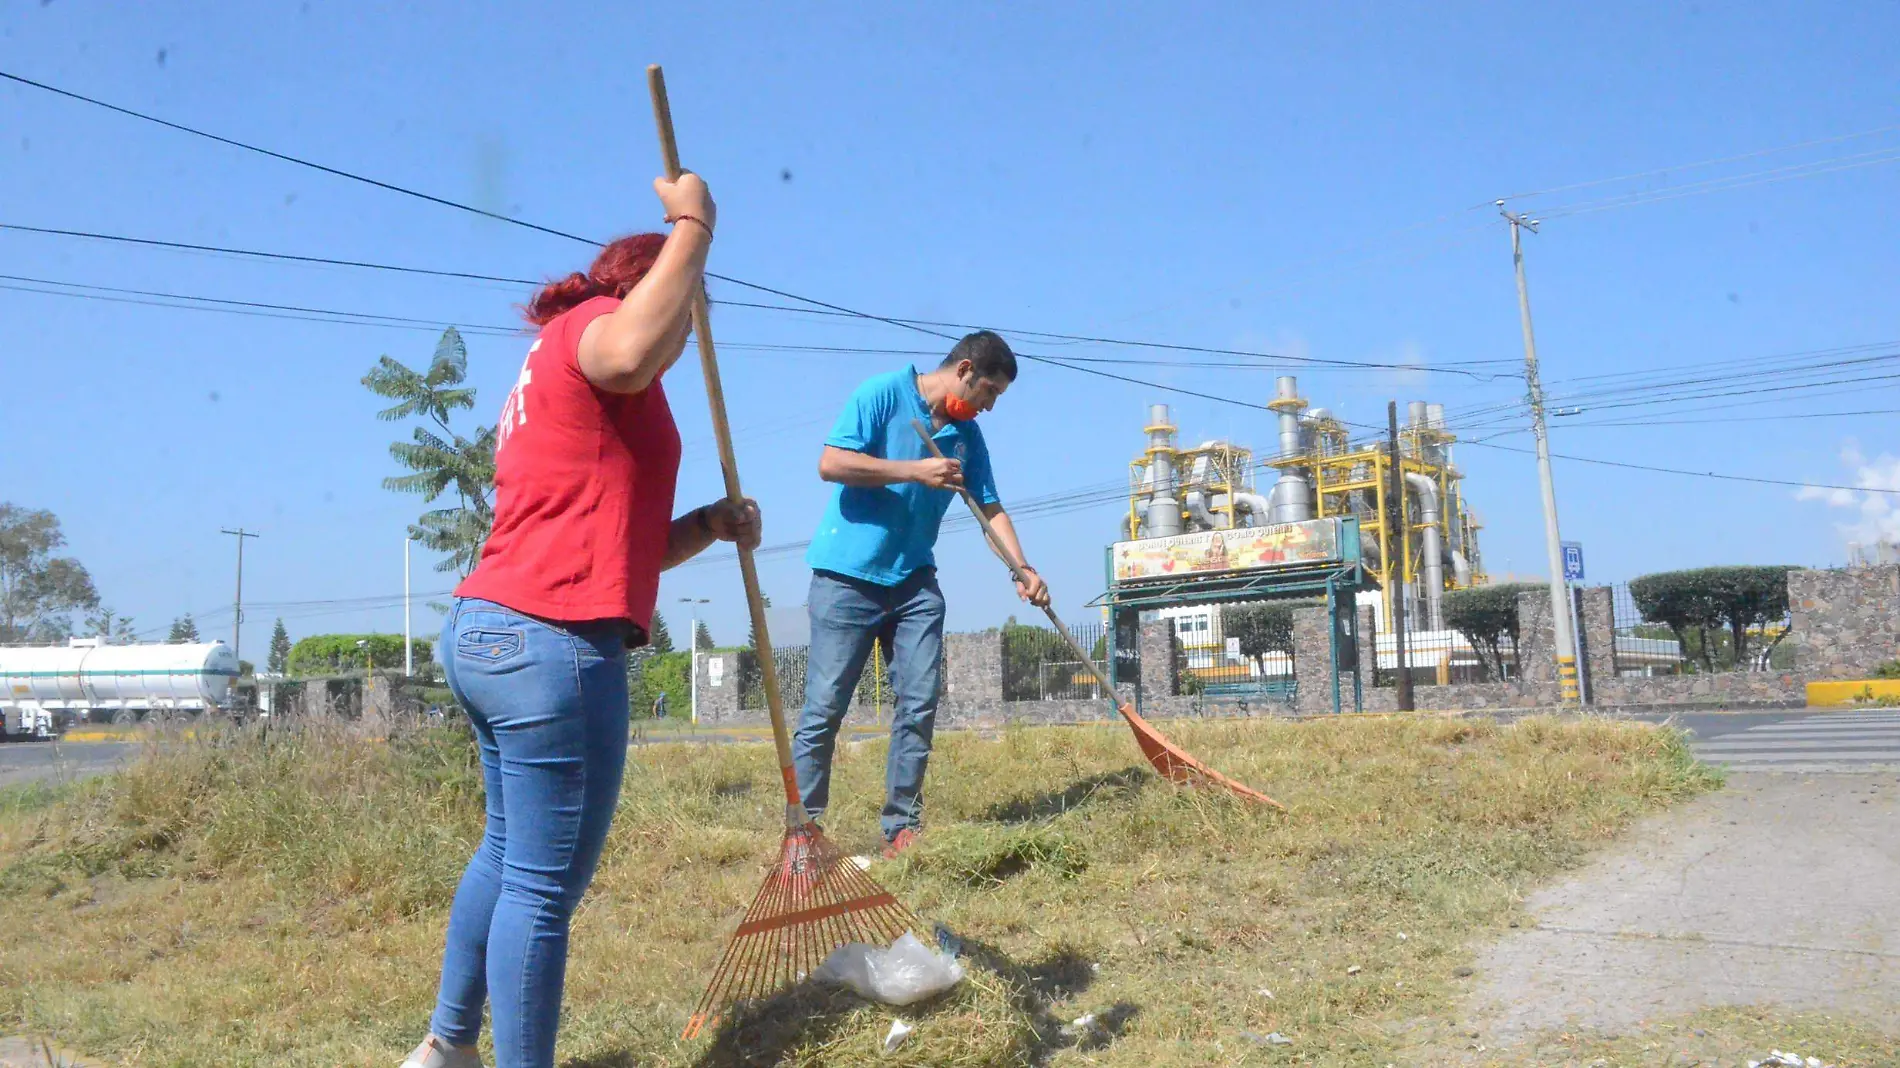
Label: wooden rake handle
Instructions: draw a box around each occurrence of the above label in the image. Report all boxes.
[648,66,799,811]
[910,419,1120,699]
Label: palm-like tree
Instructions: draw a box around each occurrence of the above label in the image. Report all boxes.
[364,328,497,575]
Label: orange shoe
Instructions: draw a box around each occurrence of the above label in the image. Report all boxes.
[881,827,919,859]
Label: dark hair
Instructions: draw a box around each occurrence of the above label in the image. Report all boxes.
[941,330,1018,382]
[523,233,668,326]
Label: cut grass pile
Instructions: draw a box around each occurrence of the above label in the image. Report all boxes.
[1,715,1721,1066]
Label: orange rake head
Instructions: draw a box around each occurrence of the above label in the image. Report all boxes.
[1116,702,1286,809]
[682,820,921,1040]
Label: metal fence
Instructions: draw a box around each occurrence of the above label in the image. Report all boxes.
[1608,582,1791,676]
[739,641,895,717]
[1170,604,1297,705]
[1372,625,1518,688]
[1002,621,1120,701]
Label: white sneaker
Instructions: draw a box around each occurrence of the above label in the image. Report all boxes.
[400,1034,484,1068]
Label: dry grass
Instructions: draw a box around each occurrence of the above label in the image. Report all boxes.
[1,714,1720,1067]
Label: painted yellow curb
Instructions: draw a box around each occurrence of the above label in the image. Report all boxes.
[1807,678,1900,707]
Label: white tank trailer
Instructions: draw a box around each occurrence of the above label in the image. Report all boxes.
[0,638,240,738]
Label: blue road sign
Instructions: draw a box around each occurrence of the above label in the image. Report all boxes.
[1562,542,1585,583]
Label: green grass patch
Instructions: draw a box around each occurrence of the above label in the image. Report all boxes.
[0,715,1721,1067]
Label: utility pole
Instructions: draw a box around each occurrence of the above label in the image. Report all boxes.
[403,536,414,676]
[221,528,260,665]
[1385,403,1414,711]
[1498,201,1580,706]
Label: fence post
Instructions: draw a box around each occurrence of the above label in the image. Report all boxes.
[1578,586,1616,694]
[1136,619,1176,712]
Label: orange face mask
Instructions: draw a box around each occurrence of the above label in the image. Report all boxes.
[942,393,980,422]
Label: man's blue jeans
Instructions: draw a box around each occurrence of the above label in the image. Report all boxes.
[429,597,631,1068]
[792,568,945,841]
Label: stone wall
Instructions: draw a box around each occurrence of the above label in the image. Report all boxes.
[1516,589,1555,686]
[942,629,1003,713]
[651,567,1900,729]
[1135,619,1175,711]
[1291,606,1336,718]
[693,651,744,724]
[1285,567,1900,715]
[1590,671,1807,711]
[1578,586,1616,692]
[1790,565,1900,680]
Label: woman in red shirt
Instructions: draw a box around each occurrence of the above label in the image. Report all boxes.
[403,171,758,1068]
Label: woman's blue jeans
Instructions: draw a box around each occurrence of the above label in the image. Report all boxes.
[428,597,630,1068]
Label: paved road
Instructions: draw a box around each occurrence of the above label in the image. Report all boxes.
[1642,708,1900,773]
[0,740,140,789]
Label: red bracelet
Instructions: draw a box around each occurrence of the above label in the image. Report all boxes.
[667,214,713,239]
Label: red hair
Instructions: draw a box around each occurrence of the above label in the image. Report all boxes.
[524,232,668,326]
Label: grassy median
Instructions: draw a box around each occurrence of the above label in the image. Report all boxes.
[0,714,1720,1067]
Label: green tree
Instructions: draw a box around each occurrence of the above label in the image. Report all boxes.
[364,327,497,576]
[694,621,715,651]
[169,614,201,642]
[267,618,293,675]
[629,650,691,720]
[647,610,674,654]
[1002,617,1072,700]
[0,503,100,643]
[1443,583,1541,681]
[1631,566,1796,672]
[1220,601,1308,674]
[285,633,433,676]
[85,604,137,644]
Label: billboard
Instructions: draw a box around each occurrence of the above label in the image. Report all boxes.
[1112,517,1341,584]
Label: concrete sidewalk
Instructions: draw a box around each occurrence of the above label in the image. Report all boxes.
[1468,772,1900,1043]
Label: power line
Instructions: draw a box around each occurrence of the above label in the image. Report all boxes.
[1540,407,1900,430]
[0,73,1508,381]
[0,273,527,336]
[0,70,602,247]
[1536,146,1900,220]
[1463,438,1900,496]
[1493,120,1900,204]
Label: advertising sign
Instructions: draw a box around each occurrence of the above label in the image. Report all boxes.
[1112,517,1341,583]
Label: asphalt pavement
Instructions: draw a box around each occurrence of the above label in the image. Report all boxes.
[0,740,140,790]
[1635,707,1900,773]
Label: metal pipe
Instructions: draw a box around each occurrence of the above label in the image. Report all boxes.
[1144,403,1182,537]
[1450,548,1473,587]
[1183,490,1217,531]
[1217,491,1274,527]
[1275,377,1304,460]
[1269,377,1315,523]
[1405,472,1445,630]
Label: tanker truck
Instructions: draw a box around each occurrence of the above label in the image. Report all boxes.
[0,637,241,739]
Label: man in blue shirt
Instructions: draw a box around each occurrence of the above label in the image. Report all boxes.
[795,330,1048,857]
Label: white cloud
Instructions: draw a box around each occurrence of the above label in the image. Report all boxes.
[1800,440,1900,550]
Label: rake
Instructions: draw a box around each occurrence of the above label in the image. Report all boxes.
[648,66,922,1041]
[911,420,1284,809]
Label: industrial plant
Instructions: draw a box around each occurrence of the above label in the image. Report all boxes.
[1125,375,1485,659]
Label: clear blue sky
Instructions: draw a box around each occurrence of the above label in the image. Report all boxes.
[4,2,1897,652]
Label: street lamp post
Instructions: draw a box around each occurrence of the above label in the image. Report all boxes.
[679,597,710,724]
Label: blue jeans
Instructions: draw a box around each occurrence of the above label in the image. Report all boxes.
[429,598,631,1068]
[792,569,945,841]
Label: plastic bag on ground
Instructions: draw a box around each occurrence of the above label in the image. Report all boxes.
[812,932,965,1006]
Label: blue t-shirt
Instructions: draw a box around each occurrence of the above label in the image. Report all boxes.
[807,367,1001,586]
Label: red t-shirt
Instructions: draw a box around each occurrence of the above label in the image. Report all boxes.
[456,296,682,635]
